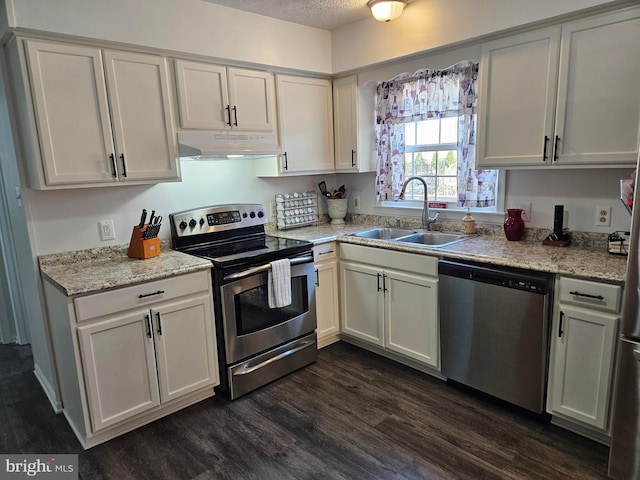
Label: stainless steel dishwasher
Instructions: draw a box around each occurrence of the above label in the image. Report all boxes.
[438,259,554,414]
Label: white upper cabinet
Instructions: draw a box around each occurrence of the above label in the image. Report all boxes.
[103,50,178,182]
[333,75,376,173]
[19,39,179,188]
[175,60,277,133]
[333,75,359,171]
[256,75,334,176]
[477,7,640,169]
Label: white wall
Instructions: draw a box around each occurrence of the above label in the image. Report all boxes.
[331,0,631,73]
[339,169,635,233]
[27,160,337,254]
[6,0,332,74]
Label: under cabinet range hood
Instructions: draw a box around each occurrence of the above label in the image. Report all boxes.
[177,131,281,158]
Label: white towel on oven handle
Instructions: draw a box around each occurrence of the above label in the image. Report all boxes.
[268,258,291,308]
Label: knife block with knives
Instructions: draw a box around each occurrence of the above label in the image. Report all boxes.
[127,209,161,259]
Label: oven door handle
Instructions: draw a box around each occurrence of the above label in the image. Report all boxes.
[232,340,315,376]
[223,255,314,282]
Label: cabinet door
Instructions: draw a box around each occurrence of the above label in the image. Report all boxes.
[549,304,618,429]
[276,75,335,174]
[174,60,230,130]
[333,75,358,171]
[24,40,116,185]
[228,68,277,133]
[477,28,561,168]
[340,261,383,346]
[152,294,218,403]
[78,310,160,432]
[315,259,340,343]
[554,9,640,166]
[385,270,439,369]
[103,50,178,181]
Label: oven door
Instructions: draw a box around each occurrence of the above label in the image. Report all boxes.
[220,255,316,364]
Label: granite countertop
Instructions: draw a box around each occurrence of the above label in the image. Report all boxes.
[269,224,628,284]
[39,223,628,298]
[39,245,213,297]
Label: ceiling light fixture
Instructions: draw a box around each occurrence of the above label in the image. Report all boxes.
[367,0,407,22]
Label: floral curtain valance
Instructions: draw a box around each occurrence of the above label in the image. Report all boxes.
[374,61,497,208]
[375,61,477,125]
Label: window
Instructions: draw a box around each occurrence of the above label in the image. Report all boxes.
[401,117,499,209]
[374,61,500,211]
[403,117,458,203]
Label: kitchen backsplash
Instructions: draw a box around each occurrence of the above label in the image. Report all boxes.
[303,213,610,250]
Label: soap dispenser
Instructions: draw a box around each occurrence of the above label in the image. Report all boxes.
[462,208,476,235]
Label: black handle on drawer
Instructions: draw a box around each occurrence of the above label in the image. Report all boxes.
[383,274,388,293]
[377,273,382,292]
[144,314,152,338]
[315,268,320,287]
[569,290,604,301]
[155,311,162,335]
[558,311,564,338]
[138,290,165,299]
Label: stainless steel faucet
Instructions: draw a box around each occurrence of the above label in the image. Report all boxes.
[398,176,439,230]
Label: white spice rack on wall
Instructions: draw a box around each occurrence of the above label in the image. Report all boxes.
[275,191,318,230]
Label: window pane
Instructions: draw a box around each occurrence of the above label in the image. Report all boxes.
[416,119,439,145]
[440,117,457,143]
[437,176,457,202]
[404,123,416,146]
[413,152,436,176]
[438,150,457,175]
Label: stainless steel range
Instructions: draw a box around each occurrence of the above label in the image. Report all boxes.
[170,204,317,399]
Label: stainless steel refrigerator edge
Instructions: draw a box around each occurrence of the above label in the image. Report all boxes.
[609,167,640,480]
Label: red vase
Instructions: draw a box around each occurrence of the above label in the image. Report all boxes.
[504,208,525,241]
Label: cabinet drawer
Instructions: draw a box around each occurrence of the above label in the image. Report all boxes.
[558,277,622,313]
[74,270,211,322]
[313,242,337,262]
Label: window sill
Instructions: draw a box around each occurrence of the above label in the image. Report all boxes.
[375,201,506,224]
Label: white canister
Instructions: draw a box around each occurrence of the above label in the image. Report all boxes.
[326,198,348,224]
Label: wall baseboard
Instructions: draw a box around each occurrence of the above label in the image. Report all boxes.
[34,363,62,413]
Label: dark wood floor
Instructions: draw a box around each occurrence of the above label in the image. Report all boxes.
[1,341,609,479]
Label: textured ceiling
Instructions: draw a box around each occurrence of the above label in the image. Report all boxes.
[201,0,373,30]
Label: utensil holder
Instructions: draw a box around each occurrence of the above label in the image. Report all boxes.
[127,226,160,259]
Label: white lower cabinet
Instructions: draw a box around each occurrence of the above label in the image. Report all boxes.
[313,243,340,347]
[547,277,621,434]
[43,270,218,448]
[339,244,439,370]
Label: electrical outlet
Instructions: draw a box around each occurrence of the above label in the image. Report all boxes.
[99,220,116,241]
[517,203,532,222]
[353,196,361,211]
[596,206,611,227]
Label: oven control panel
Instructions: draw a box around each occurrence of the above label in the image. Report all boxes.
[170,204,266,238]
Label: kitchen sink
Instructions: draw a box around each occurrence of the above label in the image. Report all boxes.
[351,227,418,240]
[396,232,468,247]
